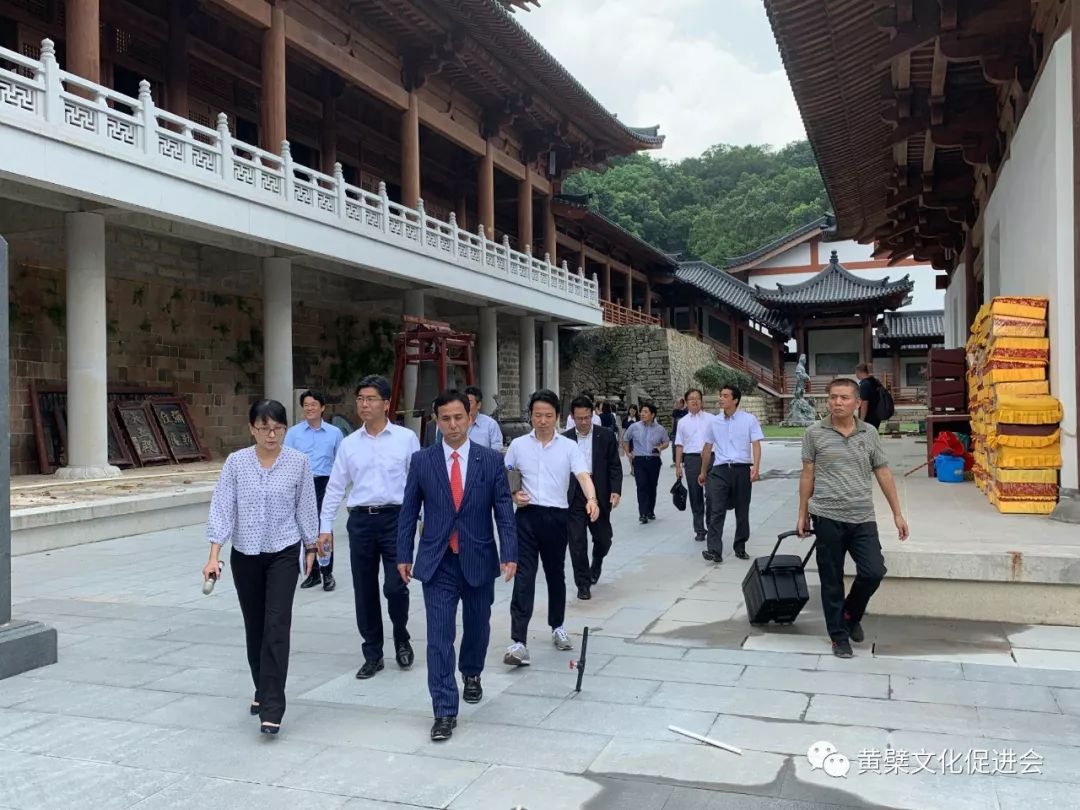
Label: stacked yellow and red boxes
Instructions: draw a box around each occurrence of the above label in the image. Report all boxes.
[966,297,1062,514]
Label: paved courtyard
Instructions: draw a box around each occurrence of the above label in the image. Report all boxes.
[3,439,1080,809]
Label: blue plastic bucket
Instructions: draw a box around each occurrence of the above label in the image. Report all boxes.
[934,454,965,483]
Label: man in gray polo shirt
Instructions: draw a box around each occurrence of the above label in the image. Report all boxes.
[796,377,909,659]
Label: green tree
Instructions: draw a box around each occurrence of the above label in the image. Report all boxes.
[694,364,758,396]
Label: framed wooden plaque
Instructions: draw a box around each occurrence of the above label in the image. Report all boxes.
[149,397,208,462]
[114,401,171,466]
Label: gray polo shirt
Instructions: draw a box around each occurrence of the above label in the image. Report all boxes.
[624,420,669,457]
[801,418,889,524]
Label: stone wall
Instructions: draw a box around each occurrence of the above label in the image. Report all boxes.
[740,394,782,426]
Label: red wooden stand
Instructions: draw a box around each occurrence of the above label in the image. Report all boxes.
[388,316,476,430]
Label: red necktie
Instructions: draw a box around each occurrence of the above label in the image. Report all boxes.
[449,451,463,553]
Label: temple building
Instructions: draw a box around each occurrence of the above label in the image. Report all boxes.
[764,0,1078,510]
[0,0,669,475]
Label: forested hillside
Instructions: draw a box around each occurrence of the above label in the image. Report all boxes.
[563,141,830,266]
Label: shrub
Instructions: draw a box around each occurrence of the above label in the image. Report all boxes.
[694,364,758,396]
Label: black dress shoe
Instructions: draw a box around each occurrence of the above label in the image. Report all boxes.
[395,641,414,669]
[639,516,648,524]
[647,513,656,520]
[702,550,723,563]
[299,570,321,589]
[590,572,600,585]
[735,548,750,560]
[356,658,384,679]
[695,534,706,543]
[577,585,591,600]
[322,572,336,592]
[462,675,483,704]
[430,716,457,741]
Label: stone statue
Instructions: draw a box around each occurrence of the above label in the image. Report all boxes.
[783,353,817,426]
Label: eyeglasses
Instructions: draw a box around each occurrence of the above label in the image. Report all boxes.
[253,425,285,435]
[356,395,384,404]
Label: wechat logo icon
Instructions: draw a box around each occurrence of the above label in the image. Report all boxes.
[808,741,851,778]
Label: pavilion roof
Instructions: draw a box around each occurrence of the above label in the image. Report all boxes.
[876,310,945,344]
[754,251,913,311]
[676,261,789,334]
[724,214,835,273]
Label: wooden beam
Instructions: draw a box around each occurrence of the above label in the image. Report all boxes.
[203,0,272,29]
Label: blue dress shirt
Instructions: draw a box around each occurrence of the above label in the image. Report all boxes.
[284,419,344,477]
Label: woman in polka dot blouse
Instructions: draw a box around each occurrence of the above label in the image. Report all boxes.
[202,399,319,735]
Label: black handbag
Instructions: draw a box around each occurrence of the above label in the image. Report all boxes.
[670,479,688,511]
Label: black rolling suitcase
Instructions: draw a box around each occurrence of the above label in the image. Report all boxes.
[741,530,816,625]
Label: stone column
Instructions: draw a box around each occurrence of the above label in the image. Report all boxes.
[542,193,557,263]
[167,0,193,116]
[402,290,424,432]
[479,307,499,415]
[517,166,533,253]
[542,320,559,396]
[0,235,58,678]
[478,141,495,240]
[66,0,100,83]
[260,0,287,153]
[519,315,537,414]
[262,257,294,423]
[56,213,120,480]
[401,91,421,208]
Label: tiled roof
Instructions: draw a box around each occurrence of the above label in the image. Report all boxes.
[724,214,835,271]
[877,310,945,342]
[552,195,677,269]
[754,251,914,309]
[676,261,788,333]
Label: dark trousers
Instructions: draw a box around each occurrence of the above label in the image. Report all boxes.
[683,454,708,539]
[632,455,661,517]
[568,491,613,587]
[423,546,495,718]
[510,506,569,643]
[812,515,887,642]
[706,463,752,555]
[230,542,300,724]
[347,508,410,662]
[311,476,333,575]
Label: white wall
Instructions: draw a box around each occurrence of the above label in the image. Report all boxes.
[831,238,874,264]
[979,31,1076,490]
[943,261,967,348]
[757,241,811,268]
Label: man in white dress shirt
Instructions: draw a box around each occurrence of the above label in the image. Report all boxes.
[698,385,764,563]
[504,389,599,666]
[464,386,504,449]
[320,375,421,679]
[674,388,714,544]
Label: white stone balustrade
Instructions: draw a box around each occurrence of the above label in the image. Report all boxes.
[0,39,600,309]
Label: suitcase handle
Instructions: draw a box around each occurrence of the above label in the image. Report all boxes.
[762,530,817,573]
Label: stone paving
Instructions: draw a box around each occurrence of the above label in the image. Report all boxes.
[3,440,1080,809]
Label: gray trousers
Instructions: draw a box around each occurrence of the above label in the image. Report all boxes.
[682,454,708,539]
[706,464,752,556]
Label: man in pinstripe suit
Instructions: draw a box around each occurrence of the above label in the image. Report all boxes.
[397,389,518,742]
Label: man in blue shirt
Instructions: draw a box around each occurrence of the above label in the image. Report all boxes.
[285,390,344,591]
[698,385,764,563]
[465,386,504,449]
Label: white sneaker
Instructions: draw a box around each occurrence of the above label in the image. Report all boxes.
[503,642,530,666]
[552,627,573,651]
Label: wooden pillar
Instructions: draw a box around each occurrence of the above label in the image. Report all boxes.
[401,91,421,207]
[626,270,634,310]
[455,191,469,231]
[166,0,193,116]
[891,346,902,393]
[66,0,100,83]
[796,319,808,359]
[772,341,783,390]
[602,261,612,302]
[731,320,740,354]
[644,280,652,317]
[862,316,875,366]
[579,235,587,274]
[517,165,533,252]
[260,0,287,153]
[320,72,340,174]
[963,231,979,336]
[542,193,557,262]
[478,141,495,240]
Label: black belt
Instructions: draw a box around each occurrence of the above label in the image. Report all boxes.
[347,504,401,514]
[682,452,701,457]
[713,462,751,468]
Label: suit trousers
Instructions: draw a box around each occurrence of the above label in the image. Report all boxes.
[632,455,662,517]
[313,476,333,574]
[812,515,887,642]
[682,454,708,539]
[230,542,300,724]
[347,508,410,662]
[567,491,613,587]
[706,464,752,556]
[510,506,569,643]
[423,545,495,718]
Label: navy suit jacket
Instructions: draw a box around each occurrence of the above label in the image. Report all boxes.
[397,442,517,588]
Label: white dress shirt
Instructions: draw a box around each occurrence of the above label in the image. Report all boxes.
[505,431,588,509]
[706,410,765,465]
[566,413,602,431]
[674,410,715,454]
[319,421,421,532]
[574,428,594,475]
[468,413,503,449]
[443,439,470,487]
